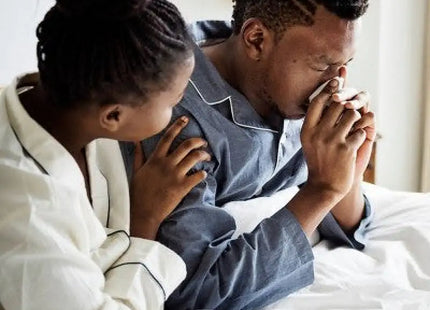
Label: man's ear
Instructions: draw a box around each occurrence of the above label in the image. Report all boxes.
[99,104,125,133]
[241,18,273,62]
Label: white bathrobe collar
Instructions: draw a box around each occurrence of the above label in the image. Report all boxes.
[4,75,86,191]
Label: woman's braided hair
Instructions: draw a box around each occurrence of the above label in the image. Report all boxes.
[36,0,193,107]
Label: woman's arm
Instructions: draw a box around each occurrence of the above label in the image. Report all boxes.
[130,116,210,240]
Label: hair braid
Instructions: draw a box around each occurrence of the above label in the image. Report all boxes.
[36,0,193,108]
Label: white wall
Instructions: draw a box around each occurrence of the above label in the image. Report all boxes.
[375,0,427,191]
[0,0,55,85]
[170,0,233,21]
[347,0,428,192]
[1,0,427,191]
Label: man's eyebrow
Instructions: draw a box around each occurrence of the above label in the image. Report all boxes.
[314,55,354,66]
[343,57,354,65]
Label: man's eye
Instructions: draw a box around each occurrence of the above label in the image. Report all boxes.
[314,67,329,72]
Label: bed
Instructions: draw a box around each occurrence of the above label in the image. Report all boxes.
[222,183,430,309]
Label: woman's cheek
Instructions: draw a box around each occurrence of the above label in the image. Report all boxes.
[151,108,173,137]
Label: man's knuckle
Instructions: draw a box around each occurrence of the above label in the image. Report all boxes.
[367,111,375,118]
[344,109,358,119]
[333,102,345,112]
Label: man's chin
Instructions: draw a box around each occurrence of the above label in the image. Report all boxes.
[292,114,306,120]
[274,104,306,120]
[281,113,306,120]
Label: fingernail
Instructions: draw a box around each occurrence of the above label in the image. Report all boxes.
[332,94,341,101]
[345,101,354,109]
[180,116,188,123]
[330,79,338,88]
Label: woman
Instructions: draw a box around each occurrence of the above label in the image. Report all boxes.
[0,0,209,309]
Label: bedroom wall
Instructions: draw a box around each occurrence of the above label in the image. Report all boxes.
[0,0,55,85]
[1,0,427,191]
[375,0,428,192]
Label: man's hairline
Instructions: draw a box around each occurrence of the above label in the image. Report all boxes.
[232,13,363,45]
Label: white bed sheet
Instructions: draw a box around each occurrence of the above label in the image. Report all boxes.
[221,183,430,309]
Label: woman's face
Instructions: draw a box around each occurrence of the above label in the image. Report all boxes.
[116,55,195,142]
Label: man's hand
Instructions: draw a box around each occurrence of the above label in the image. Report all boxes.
[333,91,376,181]
[329,67,376,231]
[301,79,367,198]
[333,67,377,181]
[130,116,210,240]
[287,78,367,237]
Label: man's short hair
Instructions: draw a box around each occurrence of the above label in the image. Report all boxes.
[232,0,369,35]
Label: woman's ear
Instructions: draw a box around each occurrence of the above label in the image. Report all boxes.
[99,104,125,133]
[241,18,274,62]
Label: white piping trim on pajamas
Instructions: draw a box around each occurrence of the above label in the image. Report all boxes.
[188,79,279,134]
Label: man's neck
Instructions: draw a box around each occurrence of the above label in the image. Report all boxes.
[201,37,275,122]
[201,37,240,92]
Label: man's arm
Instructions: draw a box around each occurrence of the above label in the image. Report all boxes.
[139,79,370,309]
[141,118,315,310]
[318,185,373,249]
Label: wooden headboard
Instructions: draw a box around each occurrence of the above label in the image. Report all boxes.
[363,143,376,184]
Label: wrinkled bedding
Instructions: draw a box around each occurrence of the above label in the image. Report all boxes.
[222,183,430,309]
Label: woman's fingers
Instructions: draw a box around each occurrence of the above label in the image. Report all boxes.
[133,142,146,172]
[169,138,208,165]
[154,116,189,156]
[177,150,211,175]
[185,170,208,191]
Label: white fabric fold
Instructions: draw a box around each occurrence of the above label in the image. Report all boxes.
[0,75,186,310]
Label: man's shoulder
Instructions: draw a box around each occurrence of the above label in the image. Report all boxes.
[172,101,206,137]
[142,103,207,156]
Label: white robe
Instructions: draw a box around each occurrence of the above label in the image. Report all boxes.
[0,76,186,310]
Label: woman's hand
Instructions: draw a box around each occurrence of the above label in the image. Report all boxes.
[130,116,210,240]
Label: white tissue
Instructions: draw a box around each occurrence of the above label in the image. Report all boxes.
[308,77,344,103]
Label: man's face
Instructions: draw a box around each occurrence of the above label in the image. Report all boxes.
[258,6,361,119]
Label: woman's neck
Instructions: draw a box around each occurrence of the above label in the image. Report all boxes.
[19,82,97,159]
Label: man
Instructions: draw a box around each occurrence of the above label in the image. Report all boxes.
[131,0,376,309]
